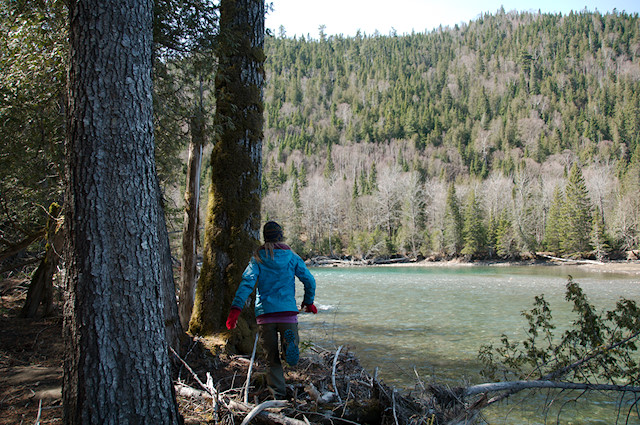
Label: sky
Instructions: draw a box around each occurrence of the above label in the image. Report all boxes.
[265,0,640,38]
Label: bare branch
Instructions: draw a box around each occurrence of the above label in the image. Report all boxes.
[332,345,343,403]
[466,380,640,398]
[244,333,259,404]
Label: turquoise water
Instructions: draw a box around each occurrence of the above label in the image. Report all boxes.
[295,265,640,424]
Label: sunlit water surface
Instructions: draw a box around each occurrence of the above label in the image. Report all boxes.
[295,265,640,424]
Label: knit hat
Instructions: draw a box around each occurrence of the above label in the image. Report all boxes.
[263,221,284,242]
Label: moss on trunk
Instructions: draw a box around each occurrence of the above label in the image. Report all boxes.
[188,0,265,354]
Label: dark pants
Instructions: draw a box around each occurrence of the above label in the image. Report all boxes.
[258,322,299,399]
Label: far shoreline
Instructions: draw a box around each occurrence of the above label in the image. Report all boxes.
[387,258,640,275]
[307,255,640,275]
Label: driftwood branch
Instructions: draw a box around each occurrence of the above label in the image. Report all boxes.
[244,333,259,404]
[471,330,640,409]
[170,347,209,394]
[240,400,289,425]
[171,341,462,424]
[175,382,211,400]
[332,345,343,403]
[229,400,307,425]
[392,389,399,425]
[308,255,413,267]
[206,372,220,419]
[466,380,640,397]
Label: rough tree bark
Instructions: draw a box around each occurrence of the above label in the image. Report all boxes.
[63,0,181,423]
[189,0,265,354]
[179,82,205,330]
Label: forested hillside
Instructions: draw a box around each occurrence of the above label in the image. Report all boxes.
[1,4,638,264]
[260,8,640,260]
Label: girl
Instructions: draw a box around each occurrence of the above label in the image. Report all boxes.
[226,221,317,399]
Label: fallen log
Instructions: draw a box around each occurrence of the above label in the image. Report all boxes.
[175,383,211,400]
[465,380,640,397]
[371,256,411,265]
[537,253,605,265]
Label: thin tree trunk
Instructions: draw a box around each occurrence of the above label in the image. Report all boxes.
[189,0,265,354]
[158,182,185,352]
[179,82,205,330]
[64,0,181,423]
[21,203,63,318]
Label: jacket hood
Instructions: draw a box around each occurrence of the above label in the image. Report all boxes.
[257,246,294,270]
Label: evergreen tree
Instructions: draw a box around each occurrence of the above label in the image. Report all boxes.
[0,0,66,248]
[496,211,517,258]
[369,163,378,192]
[443,183,464,255]
[292,179,302,210]
[359,168,370,195]
[324,144,335,179]
[486,215,499,257]
[461,190,486,257]
[561,163,593,255]
[352,175,359,199]
[64,0,181,421]
[299,162,309,187]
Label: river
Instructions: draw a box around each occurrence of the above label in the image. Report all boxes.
[295,264,640,424]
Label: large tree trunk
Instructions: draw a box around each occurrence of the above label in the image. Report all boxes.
[20,203,63,318]
[189,0,265,354]
[63,1,181,423]
[179,84,205,330]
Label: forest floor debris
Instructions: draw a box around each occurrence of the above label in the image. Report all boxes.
[0,277,453,425]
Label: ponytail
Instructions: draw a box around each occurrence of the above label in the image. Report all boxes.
[253,242,277,263]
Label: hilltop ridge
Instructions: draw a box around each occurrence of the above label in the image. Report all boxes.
[257,9,640,260]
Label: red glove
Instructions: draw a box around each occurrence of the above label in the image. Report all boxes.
[302,303,318,314]
[226,307,241,329]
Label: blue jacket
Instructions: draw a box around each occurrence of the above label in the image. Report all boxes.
[231,246,316,317]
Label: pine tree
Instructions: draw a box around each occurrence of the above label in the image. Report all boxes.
[369,163,378,192]
[486,214,499,257]
[323,144,335,179]
[561,163,593,255]
[299,162,308,187]
[65,0,181,421]
[359,168,369,195]
[352,175,359,199]
[461,190,486,257]
[496,211,517,258]
[292,179,301,210]
[443,183,464,255]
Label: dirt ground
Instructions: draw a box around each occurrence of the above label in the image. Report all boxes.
[0,277,241,425]
[0,277,390,425]
[0,278,63,425]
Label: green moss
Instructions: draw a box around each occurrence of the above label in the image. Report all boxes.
[188,0,265,353]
